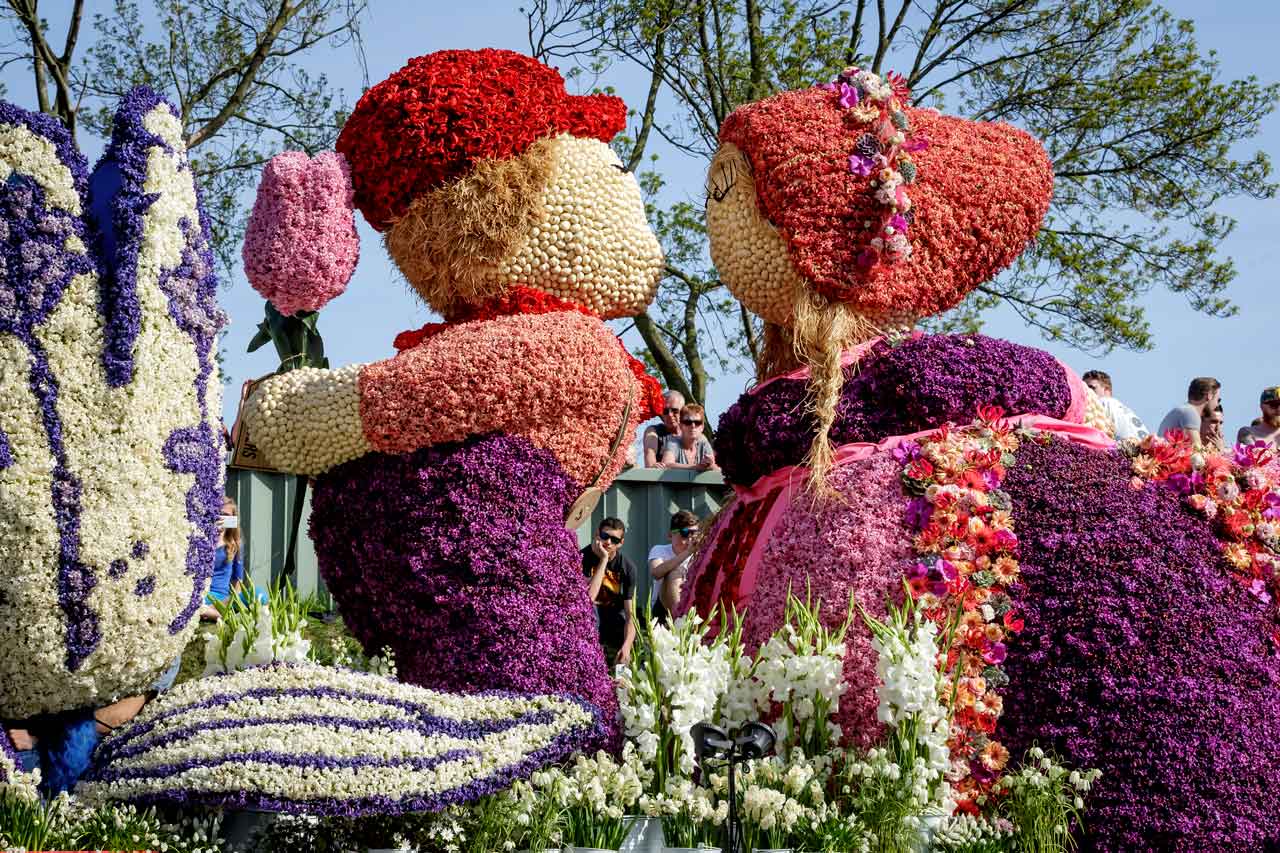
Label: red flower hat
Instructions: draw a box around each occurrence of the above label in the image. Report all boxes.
[720,86,1053,322]
[336,48,626,231]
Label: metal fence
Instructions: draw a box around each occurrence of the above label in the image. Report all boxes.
[224,466,731,610]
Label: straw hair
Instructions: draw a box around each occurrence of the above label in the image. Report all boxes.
[384,137,558,318]
[790,289,881,498]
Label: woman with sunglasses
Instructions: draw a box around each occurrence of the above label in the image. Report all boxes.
[643,390,686,468]
[659,403,719,471]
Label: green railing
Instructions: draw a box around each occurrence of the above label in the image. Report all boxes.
[224,466,732,611]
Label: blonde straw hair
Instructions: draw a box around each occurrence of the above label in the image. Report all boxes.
[221,496,241,562]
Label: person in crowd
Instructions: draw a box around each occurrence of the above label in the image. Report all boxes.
[660,403,718,471]
[642,389,685,468]
[581,517,637,665]
[647,510,700,624]
[1157,377,1221,447]
[1237,386,1280,449]
[1082,369,1149,442]
[1200,403,1226,452]
[198,496,244,620]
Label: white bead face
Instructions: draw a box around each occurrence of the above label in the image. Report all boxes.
[705,143,804,327]
[489,135,664,318]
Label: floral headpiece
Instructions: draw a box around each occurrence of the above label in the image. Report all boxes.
[819,68,928,270]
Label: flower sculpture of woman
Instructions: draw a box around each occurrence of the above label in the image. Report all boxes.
[242,49,666,743]
[681,68,1280,850]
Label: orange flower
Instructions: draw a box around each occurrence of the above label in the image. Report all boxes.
[992,555,1020,585]
[980,740,1010,771]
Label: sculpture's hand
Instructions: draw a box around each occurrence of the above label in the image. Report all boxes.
[243,364,371,475]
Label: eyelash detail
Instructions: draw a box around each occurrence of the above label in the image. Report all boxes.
[706,155,742,203]
[613,164,628,174]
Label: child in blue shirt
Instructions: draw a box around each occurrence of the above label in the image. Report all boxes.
[199,496,244,620]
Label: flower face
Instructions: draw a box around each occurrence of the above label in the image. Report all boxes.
[488,135,664,318]
[705,142,807,325]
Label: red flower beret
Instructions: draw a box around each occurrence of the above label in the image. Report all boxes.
[721,87,1053,322]
[336,48,627,231]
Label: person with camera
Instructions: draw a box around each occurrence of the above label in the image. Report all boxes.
[581,518,638,665]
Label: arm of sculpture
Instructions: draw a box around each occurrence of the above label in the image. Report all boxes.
[244,311,644,485]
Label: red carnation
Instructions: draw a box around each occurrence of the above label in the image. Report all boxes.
[336,49,626,230]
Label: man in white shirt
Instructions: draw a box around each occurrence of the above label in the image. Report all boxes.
[647,510,700,623]
[1082,370,1149,443]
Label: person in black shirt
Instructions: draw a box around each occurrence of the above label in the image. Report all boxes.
[582,517,637,664]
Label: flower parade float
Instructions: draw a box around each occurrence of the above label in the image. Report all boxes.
[241,49,666,746]
[680,66,1280,851]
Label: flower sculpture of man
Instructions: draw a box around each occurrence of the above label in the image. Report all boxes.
[241,49,666,744]
[681,67,1280,850]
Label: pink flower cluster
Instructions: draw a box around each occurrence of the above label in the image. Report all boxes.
[359,311,646,488]
[242,151,360,316]
[740,452,914,748]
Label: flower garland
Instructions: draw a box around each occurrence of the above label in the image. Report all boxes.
[0,89,225,718]
[820,67,926,270]
[896,407,1027,810]
[1125,432,1280,635]
[242,150,359,316]
[77,663,604,817]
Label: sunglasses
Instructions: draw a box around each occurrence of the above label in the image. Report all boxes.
[598,532,623,545]
[681,419,703,426]
[674,527,697,537]
[1264,400,1280,409]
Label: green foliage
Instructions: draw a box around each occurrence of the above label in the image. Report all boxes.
[2,0,366,275]
[0,791,223,853]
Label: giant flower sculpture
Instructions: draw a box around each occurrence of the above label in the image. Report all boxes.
[681,66,1280,851]
[241,49,667,746]
[0,90,226,720]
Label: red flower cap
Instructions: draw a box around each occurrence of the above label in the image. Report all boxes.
[720,87,1053,322]
[336,48,627,231]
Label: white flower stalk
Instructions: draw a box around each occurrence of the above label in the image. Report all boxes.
[615,611,730,790]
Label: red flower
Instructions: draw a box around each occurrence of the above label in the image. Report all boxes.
[1003,609,1024,633]
[906,458,935,480]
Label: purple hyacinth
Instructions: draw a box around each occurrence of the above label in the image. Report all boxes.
[1001,438,1280,851]
[715,333,1075,487]
[310,433,621,750]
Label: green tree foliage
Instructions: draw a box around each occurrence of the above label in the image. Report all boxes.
[527,0,1277,399]
[2,0,367,271]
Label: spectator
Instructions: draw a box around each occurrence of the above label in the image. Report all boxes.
[1237,386,1280,449]
[1157,377,1220,447]
[198,496,244,620]
[1200,403,1225,453]
[647,510,700,623]
[643,390,685,467]
[660,404,718,471]
[1082,370,1149,442]
[581,517,637,665]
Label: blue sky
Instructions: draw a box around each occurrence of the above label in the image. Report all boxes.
[5,1,1278,440]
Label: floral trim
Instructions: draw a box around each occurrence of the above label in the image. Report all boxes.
[1125,433,1280,638]
[78,663,603,816]
[243,150,359,316]
[896,407,1027,809]
[820,68,926,269]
